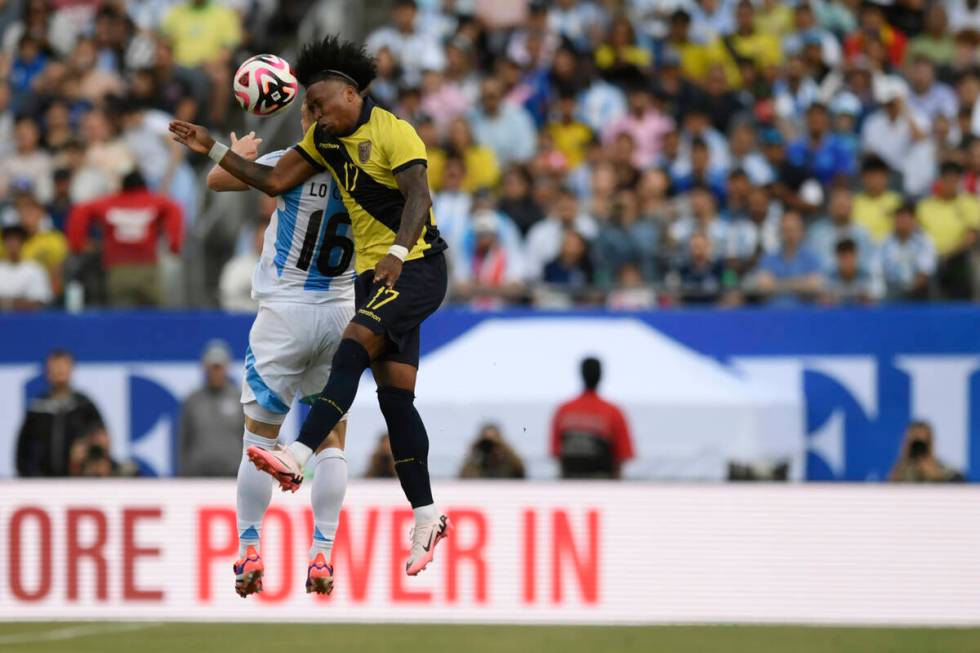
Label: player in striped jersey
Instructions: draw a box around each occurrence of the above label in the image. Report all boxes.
[206,103,353,597]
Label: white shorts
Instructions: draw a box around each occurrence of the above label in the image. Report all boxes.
[241,301,355,415]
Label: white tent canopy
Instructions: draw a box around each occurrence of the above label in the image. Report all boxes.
[345,318,804,480]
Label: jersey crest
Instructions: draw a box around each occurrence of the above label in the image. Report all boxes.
[357,140,372,164]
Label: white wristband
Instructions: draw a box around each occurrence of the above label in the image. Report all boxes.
[387,245,409,261]
[208,142,229,163]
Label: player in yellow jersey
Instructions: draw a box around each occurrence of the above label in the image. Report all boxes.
[170,36,451,576]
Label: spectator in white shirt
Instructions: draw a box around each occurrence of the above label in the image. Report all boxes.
[119,97,199,227]
[365,0,445,87]
[822,237,883,305]
[548,0,607,51]
[689,0,735,42]
[903,114,958,199]
[469,77,538,166]
[946,0,980,32]
[773,55,821,130]
[669,185,730,261]
[452,210,527,308]
[860,79,929,173]
[728,121,774,186]
[783,3,842,67]
[526,188,599,280]
[726,184,781,273]
[0,225,52,311]
[877,202,937,301]
[0,116,54,204]
[0,83,14,162]
[433,156,473,256]
[678,104,731,176]
[219,225,261,313]
[805,186,876,273]
[579,73,628,136]
[906,57,958,121]
[507,2,559,67]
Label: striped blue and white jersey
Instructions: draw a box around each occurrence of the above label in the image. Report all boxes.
[252,149,356,305]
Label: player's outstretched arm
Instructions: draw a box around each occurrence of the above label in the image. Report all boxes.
[207,131,263,192]
[170,120,316,196]
[374,164,433,288]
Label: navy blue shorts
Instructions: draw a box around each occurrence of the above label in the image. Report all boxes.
[351,252,447,367]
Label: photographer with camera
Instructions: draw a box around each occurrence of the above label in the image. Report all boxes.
[67,429,132,477]
[458,423,526,480]
[888,420,963,483]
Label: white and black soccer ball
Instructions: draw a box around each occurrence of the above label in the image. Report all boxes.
[233,54,298,117]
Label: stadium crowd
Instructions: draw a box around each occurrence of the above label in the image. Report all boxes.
[2,0,980,309]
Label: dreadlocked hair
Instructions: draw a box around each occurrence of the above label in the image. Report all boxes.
[294,35,377,90]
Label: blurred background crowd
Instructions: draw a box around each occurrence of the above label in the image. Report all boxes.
[3,0,980,310]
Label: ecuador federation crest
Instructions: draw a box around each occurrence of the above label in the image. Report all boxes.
[357,140,372,164]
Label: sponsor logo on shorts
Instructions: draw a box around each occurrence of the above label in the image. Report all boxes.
[358,308,381,323]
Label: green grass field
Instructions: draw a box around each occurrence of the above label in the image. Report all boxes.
[1,623,979,653]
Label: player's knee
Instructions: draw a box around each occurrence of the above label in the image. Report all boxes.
[376,385,415,421]
[343,322,390,358]
[331,338,372,373]
[243,402,285,436]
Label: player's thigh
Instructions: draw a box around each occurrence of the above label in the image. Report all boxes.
[371,359,418,391]
[241,303,312,415]
[296,302,357,401]
[352,253,447,365]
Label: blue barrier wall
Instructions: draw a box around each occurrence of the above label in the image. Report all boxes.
[4,306,980,481]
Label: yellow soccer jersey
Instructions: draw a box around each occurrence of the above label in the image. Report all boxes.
[294,98,446,274]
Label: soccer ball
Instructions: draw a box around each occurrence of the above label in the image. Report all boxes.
[233,54,298,117]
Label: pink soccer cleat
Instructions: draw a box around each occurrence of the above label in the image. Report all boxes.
[233,545,264,598]
[247,444,303,492]
[405,514,453,576]
[305,553,334,595]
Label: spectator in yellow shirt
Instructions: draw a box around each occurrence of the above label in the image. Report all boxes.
[666,10,734,85]
[853,156,902,242]
[754,0,795,39]
[728,0,784,72]
[162,0,242,126]
[547,89,593,169]
[452,116,500,192]
[429,117,500,193]
[10,186,68,298]
[594,15,652,83]
[916,161,980,299]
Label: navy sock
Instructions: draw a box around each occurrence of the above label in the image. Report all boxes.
[296,339,370,451]
[377,386,433,508]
